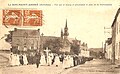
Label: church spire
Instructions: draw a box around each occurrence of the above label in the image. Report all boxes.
[61,28,63,39]
[65,19,68,29]
[64,19,69,39]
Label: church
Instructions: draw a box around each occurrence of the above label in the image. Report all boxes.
[41,20,71,53]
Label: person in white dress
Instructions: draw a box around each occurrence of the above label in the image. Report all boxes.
[63,55,70,69]
[23,54,28,65]
[15,54,20,66]
[70,56,74,67]
[54,55,61,67]
[47,55,52,66]
[14,54,17,66]
[67,55,71,68]
[40,54,46,66]
[9,53,15,66]
[63,55,67,69]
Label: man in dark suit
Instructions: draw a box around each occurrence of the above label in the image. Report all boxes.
[35,52,41,68]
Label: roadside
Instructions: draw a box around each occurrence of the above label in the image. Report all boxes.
[1,64,64,74]
[60,59,120,74]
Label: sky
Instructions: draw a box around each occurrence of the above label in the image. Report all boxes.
[0,0,120,49]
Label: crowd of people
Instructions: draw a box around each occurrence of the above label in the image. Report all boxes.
[9,53,28,66]
[9,52,90,69]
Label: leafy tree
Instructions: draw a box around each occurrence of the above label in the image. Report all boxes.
[70,42,80,55]
[43,38,63,54]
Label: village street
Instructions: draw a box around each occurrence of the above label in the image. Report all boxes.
[0,52,63,74]
[0,64,64,74]
[1,57,120,74]
[62,59,120,74]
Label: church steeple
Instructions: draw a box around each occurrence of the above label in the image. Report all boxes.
[64,19,69,39]
[65,19,68,29]
[61,28,63,39]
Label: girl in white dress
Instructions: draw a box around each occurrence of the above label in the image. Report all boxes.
[15,54,20,66]
[70,56,74,67]
[40,54,46,66]
[54,55,61,67]
[47,55,52,66]
[9,53,15,66]
[23,54,28,65]
[63,55,70,69]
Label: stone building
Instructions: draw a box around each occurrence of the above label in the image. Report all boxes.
[9,28,40,53]
[80,42,89,57]
[111,8,120,64]
[105,38,112,60]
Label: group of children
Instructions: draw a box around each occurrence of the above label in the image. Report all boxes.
[9,53,28,66]
[9,52,75,69]
[39,53,74,69]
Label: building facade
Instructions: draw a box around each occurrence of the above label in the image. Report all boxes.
[111,8,120,64]
[80,42,89,57]
[10,28,40,53]
[105,38,112,60]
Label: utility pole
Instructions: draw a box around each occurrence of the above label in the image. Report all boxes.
[38,29,40,52]
[102,42,105,58]
[41,33,44,51]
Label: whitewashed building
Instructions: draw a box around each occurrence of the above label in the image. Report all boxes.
[105,38,112,59]
[111,8,120,63]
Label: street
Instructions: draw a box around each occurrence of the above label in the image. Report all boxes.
[0,52,120,74]
[0,53,9,68]
[1,64,64,74]
[0,58,120,74]
[62,59,120,74]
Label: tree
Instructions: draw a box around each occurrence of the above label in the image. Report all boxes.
[70,42,80,55]
[5,31,13,43]
[43,38,63,54]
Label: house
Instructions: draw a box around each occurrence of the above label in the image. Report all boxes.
[88,48,103,58]
[105,38,112,60]
[8,28,40,53]
[111,8,120,64]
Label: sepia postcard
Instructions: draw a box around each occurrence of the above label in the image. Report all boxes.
[0,0,120,74]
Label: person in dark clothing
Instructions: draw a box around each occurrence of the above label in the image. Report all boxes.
[51,55,55,65]
[35,52,41,68]
[59,55,64,63]
[73,56,78,66]
[19,54,24,65]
